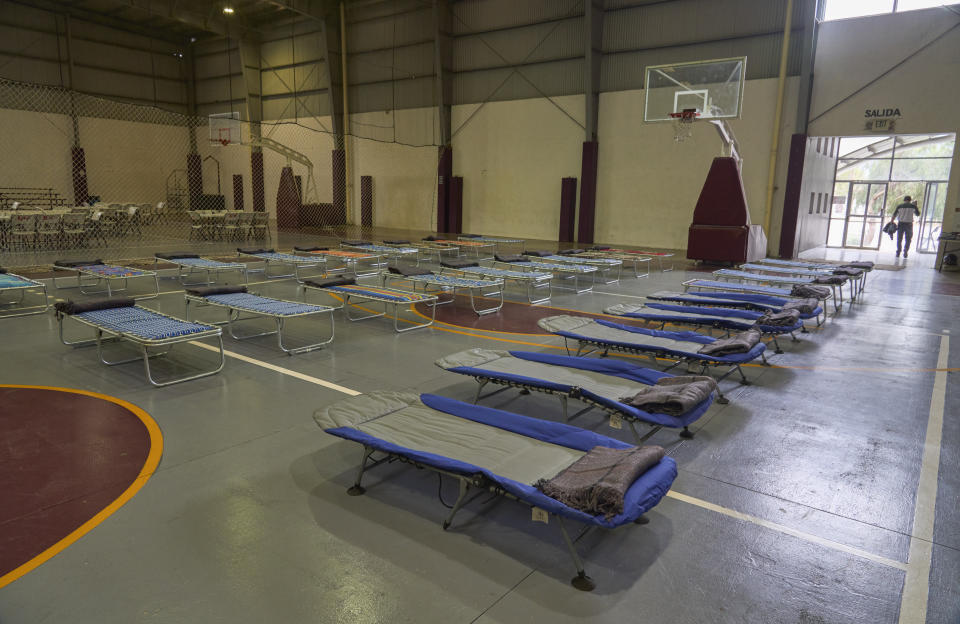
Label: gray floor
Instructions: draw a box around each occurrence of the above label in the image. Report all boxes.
[1,245,958,623]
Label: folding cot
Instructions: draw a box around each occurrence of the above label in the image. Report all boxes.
[0,269,49,318]
[425,237,496,257]
[458,234,526,252]
[683,279,833,318]
[401,239,461,263]
[52,259,160,299]
[712,269,845,311]
[301,276,437,332]
[236,248,327,281]
[153,252,249,286]
[382,266,505,315]
[740,262,864,298]
[756,257,872,292]
[523,251,622,284]
[647,290,824,325]
[184,285,335,354]
[560,249,652,278]
[293,247,383,278]
[537,315,769,400]
[490,255,598,294]
[603,302,802,353]
[588,246,675,272]
[315,390,678,590]
[436,348,716,441]
[340,240,420,264]
[55,297,224,386]
[438,258,552,304]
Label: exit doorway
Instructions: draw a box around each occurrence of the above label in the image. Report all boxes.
[826,134,955,253]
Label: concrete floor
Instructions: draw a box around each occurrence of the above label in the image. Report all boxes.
[0,242,957,623]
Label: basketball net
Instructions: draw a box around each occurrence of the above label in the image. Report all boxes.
[669,109,700,143]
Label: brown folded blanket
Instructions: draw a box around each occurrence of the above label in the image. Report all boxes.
[185,285,248,297]
[790,284,831,299]
[831,267,863,276]
[54,297,135,315]
[496,253,527,263]
[387,265,432,277]
[813,275,845,285]
[841,261,873,269]
[620,375,717,416]
[697,329,761,356]
[54,259,103,267]
[755,309,801,327]
[782,298,818,314]
[303,276,356,288]
[536,445,665,519]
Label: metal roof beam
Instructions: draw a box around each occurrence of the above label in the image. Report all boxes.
[5,0,188,43]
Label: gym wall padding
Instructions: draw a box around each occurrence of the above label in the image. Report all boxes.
[559,177,577,243]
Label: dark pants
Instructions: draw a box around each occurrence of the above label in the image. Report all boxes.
[897,222,914,254]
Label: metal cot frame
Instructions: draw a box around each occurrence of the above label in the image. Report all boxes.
[433,239,496,258]
[712,269,844,311]
[682,279,830,325]
[52,264,160,299]
[488,259,598,294]
[593,249,674,272]
[741,262,864,299]
[542,255,622,284]
[408,242,462,263]
[302,283,438,332]
[438,265,553,304]
[298,250,384,278]
[154,256,249,287]
[56,307,225,387]
[238,251,327,282]
[457,236,526,253]
[184,293,335,354]
[573,252,651,278]
[0,273,50,318]
[340,242,420,265]
[382,272,505,316]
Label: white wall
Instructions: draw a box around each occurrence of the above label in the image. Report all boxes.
[596,78,799,251]
[451,96,585,241]
[809,7,960,230]
[0,108,74,202]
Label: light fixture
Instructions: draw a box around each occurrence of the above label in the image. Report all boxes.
[222,6,234,14]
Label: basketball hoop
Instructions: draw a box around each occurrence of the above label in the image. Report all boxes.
[218,138,231,147]
[669,109,700,143]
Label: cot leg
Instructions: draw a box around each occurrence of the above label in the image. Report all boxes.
[441,478,470,530]
[473,379,488,404]
[771,336,784,355]
[348,446,375,496]
[680,426,694,439]
[559,395,568,421]
[556,517,595,592]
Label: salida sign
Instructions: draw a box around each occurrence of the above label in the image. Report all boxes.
[864,107,901,132]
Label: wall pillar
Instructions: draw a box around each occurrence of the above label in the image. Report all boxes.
[251,151,265,213]
[577,141,599,243]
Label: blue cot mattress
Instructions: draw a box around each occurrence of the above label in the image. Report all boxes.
[320,392,677,529]
[615,302,804,334]
[254,251,322,263]
[169,257,244,269]
[442,350,714,429]
[77,306,215,340]
[686,280,795,297]
[651,291,822,320]
[206,292,327,316]
[0,274,36,289]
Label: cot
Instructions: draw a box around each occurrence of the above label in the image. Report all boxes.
[399,240,461,263]
[538,315,768,399]
[436,348,716,441]
[712,269,844,311]
[55,297,224,386]
[588,247,675,272]
[0,269,50,318]
[236,248,327,281]
[340,240,420,264]
[438,258,553,304]
[294,247,383,278]
[524,251,622,284]
[458,234,526,252]
[316,390,677,590]
[301,276,437,332]
[490,256,598,294]
[603,302,802,353]
[646,290,824,325]
[562,250,652,278]
[424,237,496,257]
[757,257,872,292]
[382,267,505,316]
[184,285,335,354]
[52,259,160,299]
[740,263,863,298]
[154,252,249,286]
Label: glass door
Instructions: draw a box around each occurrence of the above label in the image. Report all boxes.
[917,181,947,253]
[834,182,886,249]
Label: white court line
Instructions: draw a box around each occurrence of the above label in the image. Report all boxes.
[667,491,908,571]
[193,334,910,573]
[190,341,361,396]
[899,333,949,623]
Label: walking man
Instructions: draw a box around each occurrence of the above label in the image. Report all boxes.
[892,195,921,258]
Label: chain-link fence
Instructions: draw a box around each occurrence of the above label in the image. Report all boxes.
[0,77,442,264]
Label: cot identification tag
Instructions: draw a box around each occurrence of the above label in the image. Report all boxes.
[532,507,549,524]
[609,414,623,429]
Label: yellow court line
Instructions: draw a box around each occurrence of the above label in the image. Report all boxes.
[0,385,163,589]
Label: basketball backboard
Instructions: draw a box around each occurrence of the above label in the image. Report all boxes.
[209,112,242,146]
[643,57,746,122]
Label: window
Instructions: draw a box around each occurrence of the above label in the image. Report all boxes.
[809,192,815,215]
[824,0,955,21]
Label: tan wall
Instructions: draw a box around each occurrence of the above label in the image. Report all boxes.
[451,96,585,240]
[0,108,74,202]
[809,7,960,231]
[595,78,799,251]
